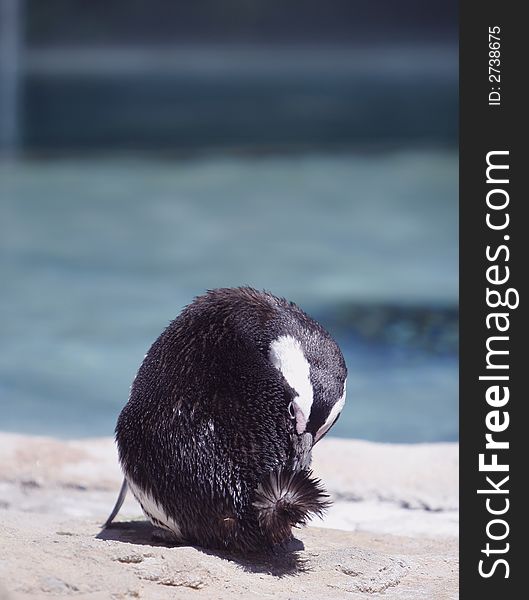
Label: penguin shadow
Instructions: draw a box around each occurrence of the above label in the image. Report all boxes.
[97,520,309,576]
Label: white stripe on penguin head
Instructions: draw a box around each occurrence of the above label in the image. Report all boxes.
[269,335,313,434]
[314,379,346,443]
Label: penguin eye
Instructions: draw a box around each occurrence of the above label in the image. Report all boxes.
[288,401,296,419]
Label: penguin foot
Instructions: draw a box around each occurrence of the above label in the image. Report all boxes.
[151,527,182,545]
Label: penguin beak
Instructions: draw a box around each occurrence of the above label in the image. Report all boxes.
[291,399,308,435]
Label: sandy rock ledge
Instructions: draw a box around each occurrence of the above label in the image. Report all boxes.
[0,433,458,599]
[0,511,457,600]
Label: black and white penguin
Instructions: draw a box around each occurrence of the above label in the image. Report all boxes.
[105,287,347,553]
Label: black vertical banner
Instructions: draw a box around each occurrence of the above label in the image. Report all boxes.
[460,1,525,597]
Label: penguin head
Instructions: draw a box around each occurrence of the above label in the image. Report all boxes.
[180,287,347,446]
[269,325,347,446]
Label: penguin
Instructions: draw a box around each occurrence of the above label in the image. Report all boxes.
[105,287,347,553]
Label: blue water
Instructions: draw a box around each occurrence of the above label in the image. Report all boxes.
[0,151,458,442]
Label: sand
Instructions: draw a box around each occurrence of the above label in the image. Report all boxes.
[0,433,458,599]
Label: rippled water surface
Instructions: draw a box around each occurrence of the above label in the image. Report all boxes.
[0,151,457,442]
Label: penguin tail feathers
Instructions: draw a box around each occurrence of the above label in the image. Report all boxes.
[253,469,331,545]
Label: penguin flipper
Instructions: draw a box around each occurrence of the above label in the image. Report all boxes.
[104,478,128,527]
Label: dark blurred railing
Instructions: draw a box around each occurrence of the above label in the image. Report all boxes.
[1,0,458,155]
[20,45,457,153]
